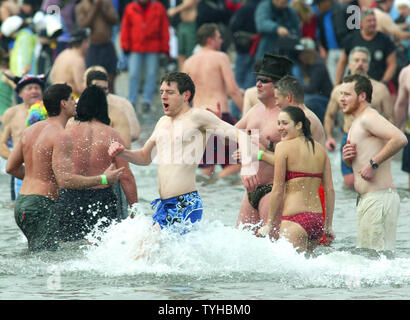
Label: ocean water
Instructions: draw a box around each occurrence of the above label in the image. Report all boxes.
[0,126,409,301]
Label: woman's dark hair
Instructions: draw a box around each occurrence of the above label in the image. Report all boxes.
[282,106,315,152]
[43,83,72,117]
[75,85,110,125]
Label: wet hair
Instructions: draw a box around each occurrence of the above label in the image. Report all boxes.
[160,72,195,103]
[42,83,72,117]
[86,70,109,87]
[197,23,219,46]
[275,75,304,104]
[281,106,315,152]
[75,85,110,125]
[342,74,373,103]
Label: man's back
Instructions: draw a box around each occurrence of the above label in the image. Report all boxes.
[66,120,120,178]
[50,49,85,97]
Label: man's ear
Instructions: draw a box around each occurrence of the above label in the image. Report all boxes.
[184,91,191,102]
[359,91,367,102]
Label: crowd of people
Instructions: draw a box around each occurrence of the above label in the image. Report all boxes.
[0,0,408,257]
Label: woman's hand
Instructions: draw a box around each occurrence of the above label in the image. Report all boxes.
[257,224,272,238]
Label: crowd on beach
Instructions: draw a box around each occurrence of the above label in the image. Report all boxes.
[0,0,408,258]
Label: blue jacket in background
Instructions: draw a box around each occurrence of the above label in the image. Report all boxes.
[254,0,300,58]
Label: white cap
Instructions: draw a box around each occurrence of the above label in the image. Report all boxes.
[1,15,23,37]
[395,0,410,9]
[45,14,63,38]
[33,10,45,31]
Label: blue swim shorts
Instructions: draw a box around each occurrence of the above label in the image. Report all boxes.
[151,191,203,233]
[341,133,354,176]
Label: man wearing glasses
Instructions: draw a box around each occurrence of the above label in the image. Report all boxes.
[235,53,292,240]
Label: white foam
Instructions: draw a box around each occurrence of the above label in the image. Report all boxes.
[59,211,410,288]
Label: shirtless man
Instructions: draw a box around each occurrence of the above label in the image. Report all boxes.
[235,53,293,239]
[6,83,123,251]
[394,64,410,190]
[324,46,394,189]
[0,75,45,200]
[58,86,138,242]
[49,29,89,99]
[182,23,244,177]
[341,74,407,252]
[84,66,141,142]
[108,72,256,233]
[182,23,243,114]
[167,0,199,70]
[76,0,119,93]
[274,75,326,146]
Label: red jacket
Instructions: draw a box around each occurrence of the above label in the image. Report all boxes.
[121,0,169,54]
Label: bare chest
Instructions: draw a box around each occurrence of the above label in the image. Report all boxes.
[246,108,281,147]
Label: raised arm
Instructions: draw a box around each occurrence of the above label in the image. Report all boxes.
[108,126,158,165]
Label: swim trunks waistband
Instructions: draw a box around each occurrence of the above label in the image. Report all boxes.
[247,184,272,210]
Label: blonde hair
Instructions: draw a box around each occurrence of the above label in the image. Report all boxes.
[290,0,313,23]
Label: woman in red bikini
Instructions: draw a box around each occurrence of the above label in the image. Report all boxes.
[257,106,335,252]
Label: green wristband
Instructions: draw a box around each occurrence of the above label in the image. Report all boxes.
[257,150,264,161]
[100,174,108,185]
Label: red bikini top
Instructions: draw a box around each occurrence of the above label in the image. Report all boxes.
[285,171,323,181]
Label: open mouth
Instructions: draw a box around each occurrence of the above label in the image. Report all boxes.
[163,103,169,111]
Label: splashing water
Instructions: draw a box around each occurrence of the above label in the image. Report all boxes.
[56,205,410,291]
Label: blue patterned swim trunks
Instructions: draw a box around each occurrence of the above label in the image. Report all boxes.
[151,191,203,233]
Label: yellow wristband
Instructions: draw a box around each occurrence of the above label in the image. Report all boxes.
[257,150,264,161]
[100,174,108,185]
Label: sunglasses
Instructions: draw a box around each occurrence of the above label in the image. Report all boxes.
[256,77,273,84]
